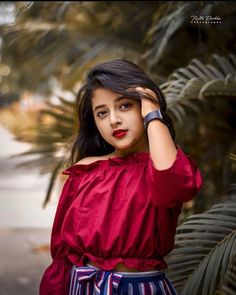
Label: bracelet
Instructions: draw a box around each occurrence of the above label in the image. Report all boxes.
[144,109,168,131]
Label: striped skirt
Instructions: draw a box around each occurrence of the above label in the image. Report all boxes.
[69,264,177,295]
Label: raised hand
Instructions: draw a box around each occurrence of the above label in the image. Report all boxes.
[135,87,160,118]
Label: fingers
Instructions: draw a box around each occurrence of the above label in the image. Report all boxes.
[126,86,159,105]
[135,87,158,104]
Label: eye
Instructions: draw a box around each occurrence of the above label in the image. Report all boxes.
[96,111,107,118]
[120,103,131,110]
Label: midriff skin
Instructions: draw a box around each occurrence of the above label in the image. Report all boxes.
[88,261,156,272]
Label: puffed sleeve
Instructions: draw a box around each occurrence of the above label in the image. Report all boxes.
[40,171,77,295]
[148,145,203,208]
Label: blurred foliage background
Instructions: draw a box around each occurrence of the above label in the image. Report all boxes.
[0,2,236,294]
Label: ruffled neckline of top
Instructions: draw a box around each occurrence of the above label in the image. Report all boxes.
[63,152,149,175]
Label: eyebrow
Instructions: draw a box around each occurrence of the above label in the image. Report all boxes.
[93,95,128,112]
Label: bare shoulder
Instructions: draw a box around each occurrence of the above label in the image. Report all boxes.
[75,155,109,166]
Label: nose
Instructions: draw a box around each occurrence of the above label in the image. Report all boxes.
[109,110,122,127]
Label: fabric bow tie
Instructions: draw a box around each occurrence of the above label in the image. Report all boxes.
[69,266,123,295]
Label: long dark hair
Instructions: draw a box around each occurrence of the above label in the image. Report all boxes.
[67,59,175,165]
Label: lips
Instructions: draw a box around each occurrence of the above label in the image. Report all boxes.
[112,129,128,138]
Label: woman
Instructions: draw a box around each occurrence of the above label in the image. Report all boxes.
[40,59,203,294]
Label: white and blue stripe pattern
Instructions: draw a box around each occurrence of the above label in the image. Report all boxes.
[69,265,122,295]
[69,265,177,295]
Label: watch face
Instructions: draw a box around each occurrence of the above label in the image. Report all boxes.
[144,110,164,131]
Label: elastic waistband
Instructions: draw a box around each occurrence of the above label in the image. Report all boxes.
[86,263,165,278]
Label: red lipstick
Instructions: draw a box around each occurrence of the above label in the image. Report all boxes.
[112,129,128,138]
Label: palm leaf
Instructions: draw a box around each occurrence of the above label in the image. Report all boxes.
[0,2,157,94]
[229,153,236,161]
[166,202,236,295]
[143,2,200,64]
[220,252,236,295]
[160,54,236,124]
[9,93,75,172]
[43,159,65,208]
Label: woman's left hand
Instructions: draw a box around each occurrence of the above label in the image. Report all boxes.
[135,87,160,118]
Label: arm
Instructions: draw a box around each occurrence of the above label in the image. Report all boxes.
[147,120,177,170]
[136,87,203,208]
[136,86,177,170]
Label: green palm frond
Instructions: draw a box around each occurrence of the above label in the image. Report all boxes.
[10,94,75,207]
[0,2,159,94]
[43,159,65,208]
[143,2,200,65]
[160,54,236,124]
[11,94,75,174]
[166,201,236,295]
[143,2,236,71]
[220,252,236,295]
[229,153,236,161]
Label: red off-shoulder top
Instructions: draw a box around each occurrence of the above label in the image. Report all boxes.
[40,146,203,294]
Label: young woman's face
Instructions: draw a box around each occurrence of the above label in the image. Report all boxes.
[91,88,148,156]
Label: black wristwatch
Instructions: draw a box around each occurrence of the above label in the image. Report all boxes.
[144,109,167,131]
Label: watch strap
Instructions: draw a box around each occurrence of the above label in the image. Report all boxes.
[144,109,167,131]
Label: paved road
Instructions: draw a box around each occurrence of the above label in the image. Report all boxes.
[0,126,60,294]
[0,126,57,228]
[0,228,52,295]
